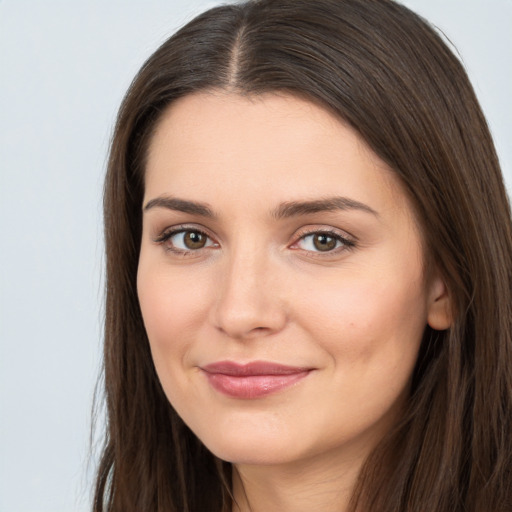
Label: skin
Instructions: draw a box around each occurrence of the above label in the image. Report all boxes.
[137,91,451,512]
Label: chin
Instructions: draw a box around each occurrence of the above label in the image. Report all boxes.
[206,438,299,466]
[188,414,306,466]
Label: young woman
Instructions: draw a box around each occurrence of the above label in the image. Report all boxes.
[94,0,512,510]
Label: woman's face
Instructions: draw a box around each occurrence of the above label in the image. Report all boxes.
[138,92,450,467]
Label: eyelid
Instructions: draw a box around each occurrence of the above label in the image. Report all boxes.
[153,224,219,253]
[289,226,356,253]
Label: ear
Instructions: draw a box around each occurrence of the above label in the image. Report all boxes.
[427,274,453,330]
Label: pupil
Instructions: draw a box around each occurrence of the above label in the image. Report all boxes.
[314,234,336,251]
[185,231,206,249]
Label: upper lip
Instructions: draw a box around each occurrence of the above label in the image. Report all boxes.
[201,361,311,376]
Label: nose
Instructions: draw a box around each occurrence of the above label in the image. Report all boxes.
[211,248,288,340]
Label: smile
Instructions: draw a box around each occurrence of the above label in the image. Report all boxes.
[200,361,313,399]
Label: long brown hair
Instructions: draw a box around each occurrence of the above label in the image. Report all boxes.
[94,0,512,510]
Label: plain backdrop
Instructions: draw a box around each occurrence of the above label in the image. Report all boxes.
[0,1,510,511]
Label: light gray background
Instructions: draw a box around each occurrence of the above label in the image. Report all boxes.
[0,1,510,511]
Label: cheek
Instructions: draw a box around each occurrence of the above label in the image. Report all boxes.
[297,267,428,387]
[294,273,427,439]
[137,263,211,379]
[303,252,427,335]
[137,265,216,427]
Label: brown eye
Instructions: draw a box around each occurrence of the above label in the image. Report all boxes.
[294,230,354,254]
[312,234,338,251]
[156,228,216,252]
[183,231,207,249]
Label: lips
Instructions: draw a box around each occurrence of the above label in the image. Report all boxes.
[201,361,312,399]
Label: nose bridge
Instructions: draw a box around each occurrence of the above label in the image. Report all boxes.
[213,240,286,338]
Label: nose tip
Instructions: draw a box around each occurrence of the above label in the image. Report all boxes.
[211,257,287,340]
[214,301,285,339]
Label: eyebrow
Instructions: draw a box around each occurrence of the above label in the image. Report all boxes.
[271,197,379,219]
[144,197,215,217]
[143,195,378,218]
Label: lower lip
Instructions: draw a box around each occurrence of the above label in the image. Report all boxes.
[203,371,311,399]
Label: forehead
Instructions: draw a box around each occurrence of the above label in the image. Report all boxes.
[144,91,410,218]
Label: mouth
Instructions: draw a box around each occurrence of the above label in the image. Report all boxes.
[200,361,313,399]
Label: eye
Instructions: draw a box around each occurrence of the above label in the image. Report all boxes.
[293,230,355,253]
[154,227,217,253]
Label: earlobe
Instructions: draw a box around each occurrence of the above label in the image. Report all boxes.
[427,276,453,331]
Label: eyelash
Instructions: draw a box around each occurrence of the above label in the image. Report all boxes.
[292,229,356,255]
[153,225,217,255]
[153,225,356,256]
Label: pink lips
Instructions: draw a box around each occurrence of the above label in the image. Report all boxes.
[201,361,312,399]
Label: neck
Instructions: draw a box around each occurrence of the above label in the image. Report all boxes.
[231,447,365,512]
